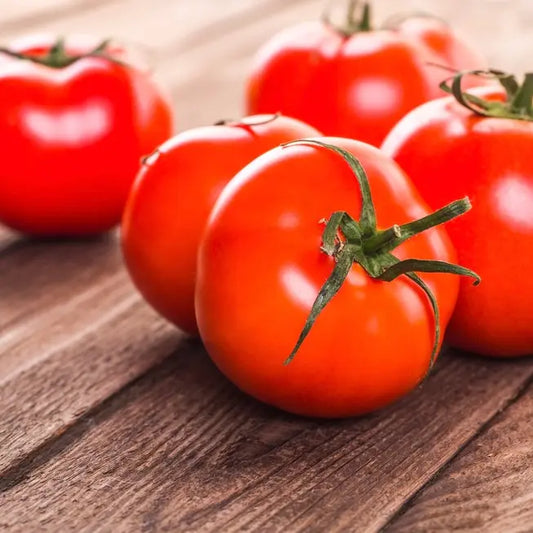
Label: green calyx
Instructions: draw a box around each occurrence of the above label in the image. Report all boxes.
[440,69,533,121]
[283,140,480,370]
[322,0,372,37]
[0,38,115,69]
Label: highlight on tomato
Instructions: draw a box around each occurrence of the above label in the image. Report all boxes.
[246,0,486,147]
[0,35,173,236]
[195,138,479,418]
[382,69,533,358]
[121,114,321,335]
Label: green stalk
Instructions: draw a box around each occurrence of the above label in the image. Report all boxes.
[322,0,373,37]
[0,37,116,68]
[282,140,480,373]
[440,69,533,122]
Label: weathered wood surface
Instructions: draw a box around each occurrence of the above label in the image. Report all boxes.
[388,380,533,533]
[2,352,533,532]
[1,1,532,531]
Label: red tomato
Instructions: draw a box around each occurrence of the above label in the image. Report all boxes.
[393,16,486,80]
[246,4,485,147]
[382,76,533,357]
[195,137,475,417]
[0,36,172,236]
[121,114,320,335]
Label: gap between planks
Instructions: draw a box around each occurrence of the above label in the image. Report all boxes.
[385,377,533,533]
[0,349,181,493]
[381,371,533,532]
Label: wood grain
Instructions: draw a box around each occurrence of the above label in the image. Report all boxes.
[0,286,180,475]
[1,235,120,332]
[387,380,533,533]
[0,0,317,60]
[1,351,533,532]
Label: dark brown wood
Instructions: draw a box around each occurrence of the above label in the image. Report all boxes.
[1,235,120,332]
[1,351,532,531]
[386,380,533,532]
[0,235,180,474]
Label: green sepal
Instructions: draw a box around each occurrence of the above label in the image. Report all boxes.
[0,37,121,69]
[282,140,481,374]
[439,69,533,122]
[284,245,356,365]
[322,1,373,37]
[283,139,376,235]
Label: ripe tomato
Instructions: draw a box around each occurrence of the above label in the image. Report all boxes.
[121,114,320,335]
[392,15,486,82]
[0,36,172,236]
[196,138,476,417]
[246,3,485,147]
[382,72,533,357]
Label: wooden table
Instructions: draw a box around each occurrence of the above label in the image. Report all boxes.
[1,1,532,531]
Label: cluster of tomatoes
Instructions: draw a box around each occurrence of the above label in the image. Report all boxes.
[2,2,532,418]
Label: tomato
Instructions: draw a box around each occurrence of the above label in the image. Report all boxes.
[246,3,485,147]
[121,114,320,335]
[0,36,172,236]
[392,15,486,81]
[195,137,477,417]
[382,72,533,357]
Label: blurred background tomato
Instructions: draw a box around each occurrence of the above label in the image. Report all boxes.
[0,0,528,134]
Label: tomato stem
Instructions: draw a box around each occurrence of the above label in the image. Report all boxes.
[322,0,373,37]
[358,2,371,32]
[510,72,533,116]
[282,140,480,371]
[0,37,119,69]
[440,69,533,121]
[214,113,281,128]
[364,198,472,254]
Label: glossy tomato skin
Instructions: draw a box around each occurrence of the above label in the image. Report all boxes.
[0,38,172,236]
[246,18,485,147]
[121,115,320,335]
[394,16,487,90]
[382,89,533,357]
[196,138,460,418]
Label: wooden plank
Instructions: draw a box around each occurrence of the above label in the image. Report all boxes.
[0,0,312,55]
[0,236,180,478]
[0,295,179,476]
[0,235,120,332]
[386,381,533,532]
[0,0,118,30]
[1,352,532,531]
